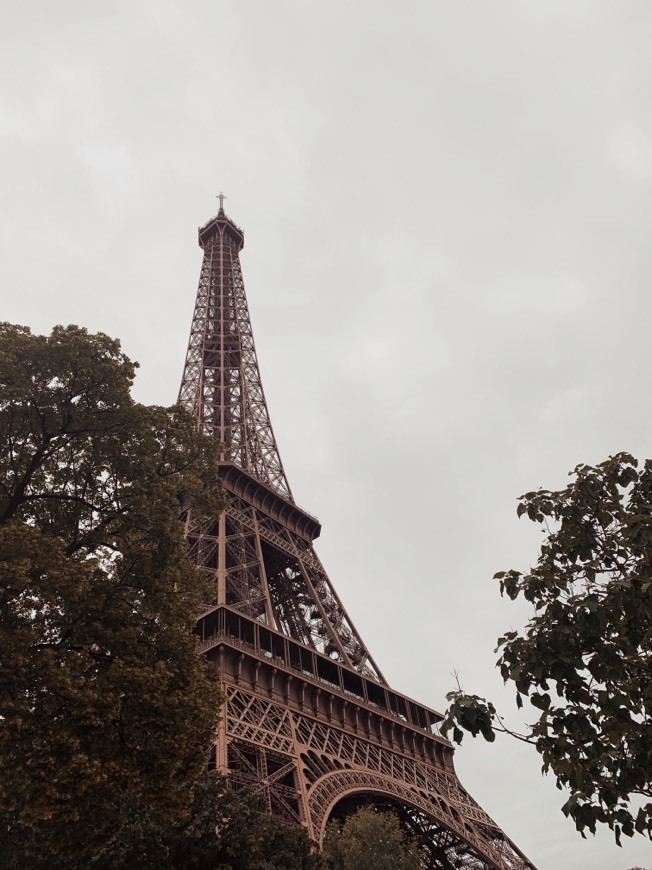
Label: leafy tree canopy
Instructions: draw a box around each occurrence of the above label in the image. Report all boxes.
[323,805,421,870]
[95,775,323,870]
[192,782,325,870]
[442,453,652,844]
[0,323,225,866]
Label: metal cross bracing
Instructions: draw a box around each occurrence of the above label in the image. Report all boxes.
[179,208,384,681]
[205,628,534,870]
[179,205,537,869]
[178,213,290,498]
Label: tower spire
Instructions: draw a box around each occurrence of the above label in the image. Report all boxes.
[179,204,292,499]
[179,204,536,870]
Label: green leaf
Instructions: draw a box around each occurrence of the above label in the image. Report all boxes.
[446,448,652,844]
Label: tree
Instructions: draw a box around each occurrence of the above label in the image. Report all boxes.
[323,805,421,870]
[89,774,325,870]
[0,323,224,866]
[171,779,325,870]
[442,453,652,844]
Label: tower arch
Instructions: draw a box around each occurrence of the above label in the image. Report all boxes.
[309,771,517,869]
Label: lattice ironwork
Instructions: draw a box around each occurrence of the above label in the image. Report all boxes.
[178,207,290,497]
[220,676,532,870]
[179,206,383,680]
[179,204,536,869]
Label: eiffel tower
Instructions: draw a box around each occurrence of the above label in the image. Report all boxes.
[178,200,535,869]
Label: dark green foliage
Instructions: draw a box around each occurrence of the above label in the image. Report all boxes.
[442,453,652,843]
[0,324,225,865]
[3,772,323,869]
[107,777,324,870]
[323,805,421,869]
[183,783,325,870]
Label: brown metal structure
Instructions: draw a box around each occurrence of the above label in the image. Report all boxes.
[178,203,535,869]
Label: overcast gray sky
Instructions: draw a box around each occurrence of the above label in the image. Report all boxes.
[2,2,651,867]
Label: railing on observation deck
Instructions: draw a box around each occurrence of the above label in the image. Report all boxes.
[197,604,444,741]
